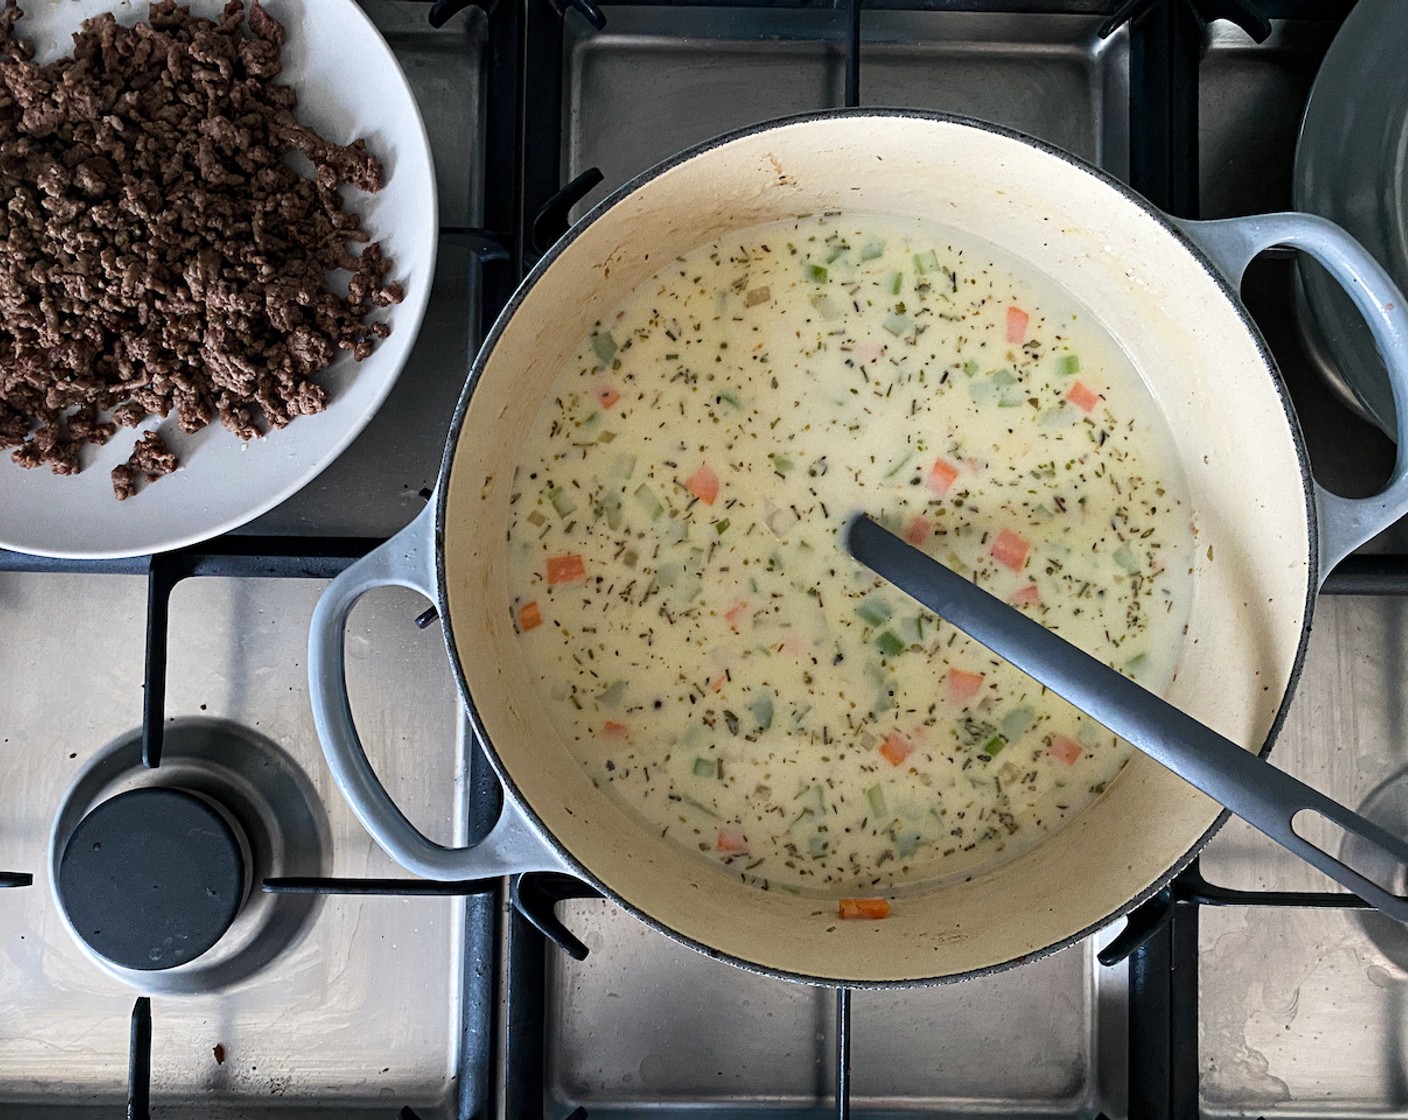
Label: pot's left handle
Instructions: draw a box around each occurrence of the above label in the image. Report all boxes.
[308,500,569,880]
[1174,214,1408,578]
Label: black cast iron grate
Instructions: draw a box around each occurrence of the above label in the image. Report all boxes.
[0,0,1384,1117]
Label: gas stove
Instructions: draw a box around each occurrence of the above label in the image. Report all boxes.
[3,1,1403,1117]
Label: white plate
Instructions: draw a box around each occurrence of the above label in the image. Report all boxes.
[0,0,437,558]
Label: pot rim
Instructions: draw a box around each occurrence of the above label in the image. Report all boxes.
[434,107,1319,987]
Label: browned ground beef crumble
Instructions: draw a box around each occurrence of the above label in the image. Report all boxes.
[0,0,403,499]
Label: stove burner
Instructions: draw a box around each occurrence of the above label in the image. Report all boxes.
[57,787,249,971]
[50,717,329,993]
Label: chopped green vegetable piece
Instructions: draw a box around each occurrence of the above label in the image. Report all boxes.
[750,694,774,732]
[1125,652,1150,676]
[1000,707,1034,741]
[810,293,842,320]
[805,263,828,283]
[633,483,664,521]
[692,757,717,779]
[859,240,886,261]
[992,369,1017,388]
[856,597,892,627]
[883,451,913,478]
[883,314,911,337]
[597,680,627,708]
[875,630,906,657]
[913,249,940,275]
[887,271,903,295]
[963,359,981,378]
[1113,546,1139,572]
[714,518,730,535]
[983,736,1006,758]
[612,453,637,480]
[1059,353,1081,375]
[597,430,616,443]
[825,244,846,264]
[769,453,793,475]
[548,487,577,518]
[717,390,742,409]
[866,784,888,819]
[895,832,921,858]
[591,331,617,365]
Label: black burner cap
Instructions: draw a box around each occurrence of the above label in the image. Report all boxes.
[58,787,246,971]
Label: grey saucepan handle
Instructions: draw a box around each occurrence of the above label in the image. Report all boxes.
[307,500,568,880]
[847,515,1408,923]
[1174,214,1408,577]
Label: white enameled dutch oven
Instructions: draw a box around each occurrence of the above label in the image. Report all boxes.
[308,111,1408,986]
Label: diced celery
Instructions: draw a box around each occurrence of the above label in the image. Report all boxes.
[612,453,636,480]
[1059,353,1081,375]
[895,831,921,857]
[1000,707,1034,741]
[855,597,892,627]
[633,483,664,521]
[547,487,577,518]
[992,369,1017,388]
[866,784,887,819]
[714,518,730,535]
[825,244,846,263]
[983,736,1006,758]
[805,263,828,283]
[750,694,774,732]
[887,271,903,295]
[769,453,793,475]
[913,248,940,275]
[1125,652,1149,677]
[883,314,910,337]
[591,331,616,365]
[963,359,980,378]
[717,390,742,409]
[875,630,906,657]
[810,294,841,320]
[597,680,627,708]
[1113,546,1138,572]
[692,757,717,779]
[859,241,885,262]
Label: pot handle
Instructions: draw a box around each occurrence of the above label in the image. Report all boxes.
[1173,214,1408,578]
[307,500,570,880]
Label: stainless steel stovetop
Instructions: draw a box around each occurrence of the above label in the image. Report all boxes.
[4,2,1406,1117]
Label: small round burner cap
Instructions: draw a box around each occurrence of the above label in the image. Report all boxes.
[58,787,247,971]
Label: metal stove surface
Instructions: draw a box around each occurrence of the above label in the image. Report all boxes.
[0,2,486,1115]
[5,3,1407,1119]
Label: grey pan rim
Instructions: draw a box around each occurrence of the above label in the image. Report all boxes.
[434,107,1318,988]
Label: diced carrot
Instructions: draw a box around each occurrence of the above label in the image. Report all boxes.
[716,828,748,853]
[948,667,985,704]
[686,463,720,505]
[838,897,890,920]
[1049,734,1083,765]
[1066,381,1100,413]
[597,385,621,409]
[518,600,543,631]
[709,672,726,694]
[546,553,587,586]
[878,731,913,767]
[904,516,932,546]
[601,720,628,739]
[990,529,1030,572]
[1006,305,1029,344]
[723,599,750,630]
[927,458,960,496]
[1009,584,1041,609]
[966,457,984,474]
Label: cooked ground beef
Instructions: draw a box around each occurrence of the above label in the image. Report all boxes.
[112,430,177,500]
[0,0,403,500]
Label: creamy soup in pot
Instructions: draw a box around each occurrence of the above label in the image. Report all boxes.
[505,214,1195,898]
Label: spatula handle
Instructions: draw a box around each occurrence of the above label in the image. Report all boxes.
[847,515,1408,923]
